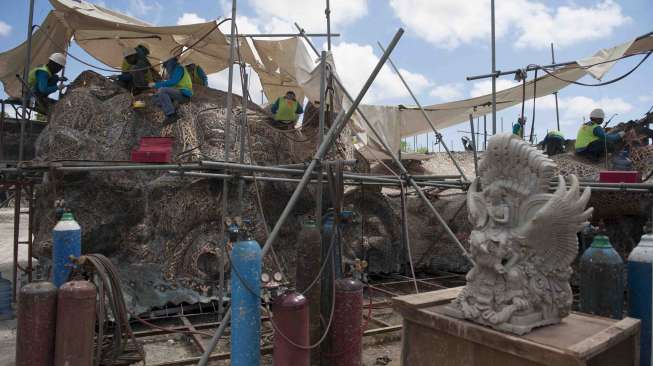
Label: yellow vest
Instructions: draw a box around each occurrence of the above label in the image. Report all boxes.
[28,65,51,88]
[174,66,193,96]
[121,59,154,83]
[575,123,600,150]
[274,97,299,122]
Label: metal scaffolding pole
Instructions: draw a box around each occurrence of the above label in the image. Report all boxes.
[326,0,332,51]
[551,43,561,131]
[490,0,497,135]
[316,50,327,237]
[469,114,479,177]
[378,42,468,182]
[19,0,35,162]
[197,29,405,366]
[217,0,238,322]
[237,72,248,213]
[237,33,340,38]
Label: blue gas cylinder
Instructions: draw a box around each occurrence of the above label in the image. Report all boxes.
[628,232,653,366]
[579,235,624,319]
[230,236,262,366]
[0,272,14,319]
[52,212,81,287]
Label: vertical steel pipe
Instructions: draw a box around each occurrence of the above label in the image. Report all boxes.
[26,184,33,282]
[490,0,497,135]
[237,72,248,213]
[551,43,561,131]
[19,0,35,162]
[12,184,21,301]
[16,281,58,366]
[469,114,478,177]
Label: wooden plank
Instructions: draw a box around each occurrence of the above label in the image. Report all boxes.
[568,317,640,359]
[393,286,462,310]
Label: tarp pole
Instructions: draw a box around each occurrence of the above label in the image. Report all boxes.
[377,42,469,182]
[19,0,35,162]
[217,0,238,322]
[326,0,332,51]
[237,72,248,211]
[197,28,405,366]
[491,0,497,135]
[552,43,561,131]
[469,114,479,177]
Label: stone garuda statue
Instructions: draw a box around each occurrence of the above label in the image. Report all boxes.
[444,133,593,335]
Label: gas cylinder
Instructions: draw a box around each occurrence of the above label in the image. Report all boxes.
[52,212,81,287]
[323,277,363,366]
[295,217,322,364]
[54,281,96,366]
[628,232,653,366]
[0,272,13,319]
[272,292,309,366]
[231,235,262,366]
[579,234,624,319]
[16,281,57,366]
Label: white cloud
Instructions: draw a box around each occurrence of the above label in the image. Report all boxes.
[559,96,632,123]
[389,0,630,50]
[0,21,11,37]
[469,79,519,98]
[331,42,431,104]
[639,95,653,103]
[207,68,265,103]
[177,13,207,25]
[127,0,162,23]
[429,83,464,101]
[246,0,368,33]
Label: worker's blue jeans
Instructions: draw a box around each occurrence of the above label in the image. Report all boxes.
[154,87,189,116]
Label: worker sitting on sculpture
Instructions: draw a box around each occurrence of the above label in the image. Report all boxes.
[148,54,193,125]
[444,133,593,335]
[185,63,208,87]
[539,130,566,156]
[270,90,304,129]
[117,45,155,94]
[575,108,624,161]
[27,52,67,115]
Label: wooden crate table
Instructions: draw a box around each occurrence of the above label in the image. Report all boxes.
[393,287,640,366]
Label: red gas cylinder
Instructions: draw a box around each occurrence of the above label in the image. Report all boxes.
[272,292,310,366]
[54,281,96,366]
[324,277,363,366]
[16,281,58,366]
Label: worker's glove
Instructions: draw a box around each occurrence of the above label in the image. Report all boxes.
[147,82,156,88]
[618,131,626,138]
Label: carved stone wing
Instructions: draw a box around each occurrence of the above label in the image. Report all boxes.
[514,175,593,270]
[467,178,488,229]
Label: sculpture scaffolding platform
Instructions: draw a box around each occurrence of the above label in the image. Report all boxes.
[393,287,641,366]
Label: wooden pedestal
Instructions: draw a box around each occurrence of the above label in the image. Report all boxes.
[393,287,640,366]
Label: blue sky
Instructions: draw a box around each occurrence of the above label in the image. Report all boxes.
[1,0,651,151]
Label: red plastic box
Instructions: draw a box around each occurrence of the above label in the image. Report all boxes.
[131,136,175,163]
[599,170,641,183]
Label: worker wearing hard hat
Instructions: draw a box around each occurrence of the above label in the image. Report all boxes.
[27,52,67,114]
[270,90,304,129]
[117,45,155,93]
[512,116,526,138]
[185,63,208,87]
[575,108,624,160]
[148,55,193,125]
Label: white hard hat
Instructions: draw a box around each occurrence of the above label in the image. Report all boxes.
[123,48,138,58]
[590,108,605,120]
[48,52,66,67]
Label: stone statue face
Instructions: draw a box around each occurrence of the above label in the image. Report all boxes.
[444,133,593,335]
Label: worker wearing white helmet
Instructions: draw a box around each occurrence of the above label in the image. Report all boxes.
[27,52,68,114]
[575,108,624,161]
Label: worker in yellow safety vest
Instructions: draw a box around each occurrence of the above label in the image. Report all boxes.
[185,63,208,87]
[117,45,155,94]
[575,108,624,161]
[27,52,67,114]
[148,55,193,126]
[270,91,304,129]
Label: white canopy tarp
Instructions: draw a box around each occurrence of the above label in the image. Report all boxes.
[353,34,653,160]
